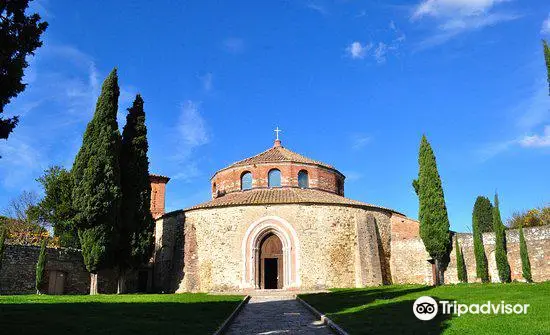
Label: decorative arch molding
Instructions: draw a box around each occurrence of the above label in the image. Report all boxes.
[241,216,301,289]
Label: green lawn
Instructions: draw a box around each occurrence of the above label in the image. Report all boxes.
[300,282,550,335]
[0,293,243,334]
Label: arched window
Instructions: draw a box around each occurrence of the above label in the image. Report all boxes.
[241,172,252,190]
[212,182,217,193]
[298,170,309,188]
[268,169,281,188]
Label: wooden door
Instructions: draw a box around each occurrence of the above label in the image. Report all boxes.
[259,234,283,289]
[48,271,65,295]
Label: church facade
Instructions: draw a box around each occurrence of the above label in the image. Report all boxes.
[150,138,433,292]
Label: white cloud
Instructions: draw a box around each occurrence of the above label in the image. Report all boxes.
[347,21,405,63]
[0,137,45,188]
[412,0,507,20]
[350,134,372,150]
[173,101,209,160]
[519,126,550,148]
[542,13,550,35]
[199,73,213,92]
[411,0,519,48]
[306,3,328,15]
[374,43,388,64]
[223,37,245,54]
[346,42,371,59]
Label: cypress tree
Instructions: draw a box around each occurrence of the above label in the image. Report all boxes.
[36,239,46,294]
[519,224,532,282]
[455,236,467,283]
[117,95,154,293]
[0,227,6,271]
[493,193,511,283]
[472,196,490,282]
[544,40,550,95]
[72,69,122,294]
[412,135,451,285]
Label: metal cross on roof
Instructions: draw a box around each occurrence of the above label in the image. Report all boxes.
[274,126,282,140]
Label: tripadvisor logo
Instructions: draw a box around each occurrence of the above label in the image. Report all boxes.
[413,296,530,321]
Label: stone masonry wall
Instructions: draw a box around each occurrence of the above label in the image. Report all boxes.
[390,218,550,285]
[446,226,550,283]
[163,204,393,292]
[389,214,433,285]
[0,244,89,295]
[0,244,122,295]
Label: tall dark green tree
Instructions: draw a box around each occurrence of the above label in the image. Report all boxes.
[0,226,6,271]
[493,193,511,283]
[519,224,532,282]
[412,135,451,285]
[34,166,79,248]
[72,69,122,294]
[544,40,550,95]
[455,237,467,283]
[117,95,154,293]
[0,0,48,139]
[35,239,46,294]
[472,196,491,282]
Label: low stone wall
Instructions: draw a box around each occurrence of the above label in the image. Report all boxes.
[390,222,550,285]
[447,226,550,283]
[0,244,121,295]
[0,244,89,295]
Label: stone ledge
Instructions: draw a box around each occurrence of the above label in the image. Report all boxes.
[296,296,350,335]
[213,295,251,335]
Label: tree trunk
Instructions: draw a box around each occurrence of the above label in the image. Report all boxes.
[90,273,98,295]
[117,270,127,294]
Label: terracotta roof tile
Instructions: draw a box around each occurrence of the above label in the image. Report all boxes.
[185,188,402,214]
[221,146,334,171]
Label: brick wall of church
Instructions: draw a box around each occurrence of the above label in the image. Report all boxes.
[154,204,395,292]
[211,162,345,198]
[150,175,169,219]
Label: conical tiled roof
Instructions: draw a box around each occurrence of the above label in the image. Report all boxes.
[219,143,334,172]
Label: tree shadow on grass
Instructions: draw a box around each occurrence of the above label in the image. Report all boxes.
[0,300,239,335]
[301,286,453,335]
[330,298,452,335]
[301,285,433,314]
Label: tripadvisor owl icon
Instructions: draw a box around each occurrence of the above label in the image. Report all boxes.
[413,296,439,321]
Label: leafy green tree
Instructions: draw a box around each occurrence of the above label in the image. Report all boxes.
[412,135,451,285]
[507,206,549,229]
[33,166,79,248]
[72,69,122,294]
[493,193,511,283]
[117,95,154,293]
[0,226,6,271]
[544,40,550,95]
[472,196,490,282]
[519,224,532,283]
[455,237,467,283]
[0,0,48,140]
[35,239,46,294]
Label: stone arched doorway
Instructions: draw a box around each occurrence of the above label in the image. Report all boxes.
[258,233,283,289]
[242,216,300,289]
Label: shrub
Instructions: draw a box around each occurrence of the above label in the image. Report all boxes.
[36,239,47,294]
[455,237,467,283]
[519,225,532,282]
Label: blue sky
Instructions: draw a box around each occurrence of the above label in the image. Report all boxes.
[1,0,549,233]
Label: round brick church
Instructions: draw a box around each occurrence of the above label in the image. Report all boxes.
[151,137,427,292]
